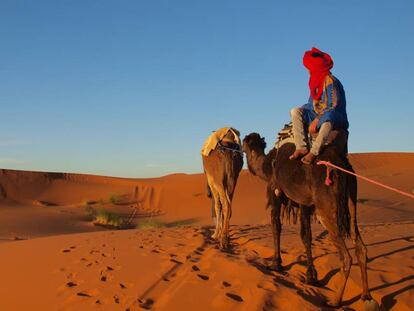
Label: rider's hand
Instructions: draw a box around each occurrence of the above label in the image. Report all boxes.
[309,117,320,135]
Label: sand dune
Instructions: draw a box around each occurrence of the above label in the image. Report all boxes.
[0,152,413,310]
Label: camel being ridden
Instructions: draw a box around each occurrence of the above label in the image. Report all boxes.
[243,132,379,309]
[202,128,243,249]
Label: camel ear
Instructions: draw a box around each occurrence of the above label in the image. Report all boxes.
[261,137,267,149]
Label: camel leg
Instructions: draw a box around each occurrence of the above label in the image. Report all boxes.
[218,188,231,249]
[348,199,373,303]
[319,214,352,307]
[269,196,283,272]
[300,205,318,284]
[347,171,378,306]
[354,232,371,299]
[210,184,222,240]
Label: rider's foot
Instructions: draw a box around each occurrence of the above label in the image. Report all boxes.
[289,149,308,160]
[301,152,317,164]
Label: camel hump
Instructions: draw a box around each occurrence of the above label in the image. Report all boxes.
[275,123,295,149]
[201,127,241,156]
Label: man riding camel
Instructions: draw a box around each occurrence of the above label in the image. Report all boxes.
[289,47,349,164]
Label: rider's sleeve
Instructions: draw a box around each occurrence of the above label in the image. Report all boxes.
[323,75,339,112]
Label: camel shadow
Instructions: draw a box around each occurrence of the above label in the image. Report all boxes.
[368,245,414,262]
[272,275,341,310]
[381,283,414,310]
[260,231,413,309]
[245,256,280,277]
[341,275,414,308]
[366,235,414,247]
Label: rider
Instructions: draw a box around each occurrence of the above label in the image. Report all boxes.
[289,47,348,164]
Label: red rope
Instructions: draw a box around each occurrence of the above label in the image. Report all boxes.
[317,160,414,200]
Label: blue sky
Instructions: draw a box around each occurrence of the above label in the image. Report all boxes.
[0,0,413,177]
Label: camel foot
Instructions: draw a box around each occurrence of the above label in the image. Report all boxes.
[211,232,219,240]
[306,265,318,285]
[363,299,380,311]
[301,152,316,164]
[219,236,230,250]
[289,149,308,160]
[268,261,284,273]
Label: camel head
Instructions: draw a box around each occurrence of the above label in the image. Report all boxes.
[242,133,268,178]
[242,133,267,155]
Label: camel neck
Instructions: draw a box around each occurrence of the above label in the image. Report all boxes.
[246,150,270,181]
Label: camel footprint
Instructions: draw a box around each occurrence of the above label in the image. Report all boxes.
[225,293,243,302]
[76,289,99,298]
[197,274,209,281]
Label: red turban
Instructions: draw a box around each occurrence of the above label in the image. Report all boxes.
[303,47,333,100]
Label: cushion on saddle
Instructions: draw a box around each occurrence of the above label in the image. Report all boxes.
[201,127,241,156]
[274,123,295,149]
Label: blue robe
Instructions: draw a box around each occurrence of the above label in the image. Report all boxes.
[302,74,349,131]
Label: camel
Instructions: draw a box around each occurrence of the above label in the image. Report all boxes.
[243,132,378,308]
[202,128,243,249]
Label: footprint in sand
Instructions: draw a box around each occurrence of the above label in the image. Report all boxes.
[66,272,75,279]
[197,274,209,281]
[113,295,120,304]
[170,259,183,264]
[191,265,200,272]
[139,298,154,309]
[222,281,231,287]
[225,293,243,302]
[62,249,71,253]
[76,289,99,298]
[66,281,77,288]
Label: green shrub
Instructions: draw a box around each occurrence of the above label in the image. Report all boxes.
[94,209,123,227]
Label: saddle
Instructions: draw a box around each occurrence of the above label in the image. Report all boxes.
[201,127,242,157]
[275,122,348,155]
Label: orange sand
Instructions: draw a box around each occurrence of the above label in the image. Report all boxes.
[0,152,413,310]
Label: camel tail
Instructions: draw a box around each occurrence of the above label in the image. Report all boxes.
[337,169,351,238]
